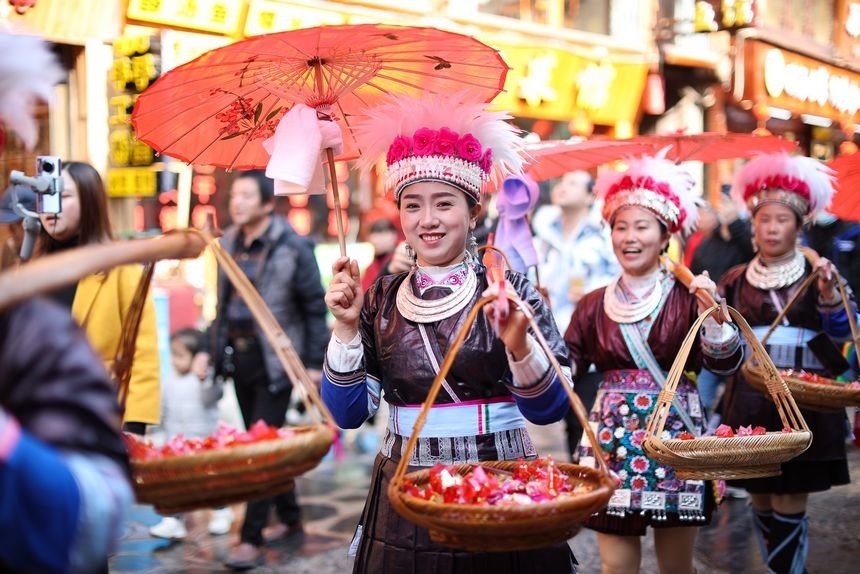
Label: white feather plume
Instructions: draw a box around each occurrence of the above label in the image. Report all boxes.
[595,149,701,235]
[0,33,63,150]
[351,90,525,191]
[730,152,835,216]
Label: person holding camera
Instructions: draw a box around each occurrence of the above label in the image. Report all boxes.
[36,161,160,435]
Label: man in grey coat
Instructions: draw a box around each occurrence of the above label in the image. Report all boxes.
[209,170,329,570]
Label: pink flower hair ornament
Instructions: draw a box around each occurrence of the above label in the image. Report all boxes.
[730,152,835,219]
[352,91,525,203]
[596,149,701,236]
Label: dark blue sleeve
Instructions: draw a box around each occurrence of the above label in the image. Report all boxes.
[820,305,855,340]
[512,373,571,424]
[321,368,370,429]
[0,431,81,574]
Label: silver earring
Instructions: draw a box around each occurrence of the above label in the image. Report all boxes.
[469,233,478,254]
[404,243,416,263]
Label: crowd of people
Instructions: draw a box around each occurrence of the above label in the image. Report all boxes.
[1,33,857,574]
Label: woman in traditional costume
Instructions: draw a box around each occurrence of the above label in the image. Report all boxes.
[321,93,577,573]
[719,153,851,574]
[565,154,743,574]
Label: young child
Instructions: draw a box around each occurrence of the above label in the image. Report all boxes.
[149,328,233,539]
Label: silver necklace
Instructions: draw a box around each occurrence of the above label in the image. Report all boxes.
[396,265,477,323]
[745,249,805,290]
[603,273,664,324]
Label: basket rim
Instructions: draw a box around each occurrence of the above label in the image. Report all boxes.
[391,461,615,516]
[782,374,860,395]
[130,424,333,469]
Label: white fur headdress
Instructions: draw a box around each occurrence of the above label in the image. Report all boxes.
[595,149,700,235]
[731,152,834,218]
[351,91,525,203]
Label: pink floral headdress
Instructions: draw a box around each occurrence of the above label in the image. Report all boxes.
[352,91,525,203]
[596,150,700,235]
[731,153,834,218]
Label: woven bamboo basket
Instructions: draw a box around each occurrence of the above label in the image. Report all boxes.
[129,424,333,513]
[387,292,616,552]
[124,234,337,512]
[742,267,860,411]
[644,304,812,480]
[0,231,337,512]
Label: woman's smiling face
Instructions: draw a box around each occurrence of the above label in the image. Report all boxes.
[610,206,669,276]
[399,181,480,268]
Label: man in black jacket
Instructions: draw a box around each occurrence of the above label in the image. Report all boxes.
[209,171,329,570]
[690,197,755,283]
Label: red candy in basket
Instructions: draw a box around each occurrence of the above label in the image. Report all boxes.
[403,457,593,506]
[710,424,767,438]
[125,421,295,460]
[781,369,860,388]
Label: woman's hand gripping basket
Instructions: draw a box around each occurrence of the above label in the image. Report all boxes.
[387,287,616,552]
[126,232,335,513]
[741,267,860,411]
[643,304,812,480]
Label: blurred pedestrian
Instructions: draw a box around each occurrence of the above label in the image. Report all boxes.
[149,328,233,541]
[1,297,133,573]
[37,161,159,435]
[0,185,37,266]
[533,169,619,332]
[360,205,403,293]
[689,191,755,417]
[206,170,329,570]
[533,169,619,458]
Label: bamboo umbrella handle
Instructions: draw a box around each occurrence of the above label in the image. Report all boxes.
[0,230,207,313]
[660,255,730,322]
[325,147,347,257]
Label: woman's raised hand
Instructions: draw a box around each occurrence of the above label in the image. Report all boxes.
[483,281,532,361]
[325,257,363,340]
[688,270,720,315]
[813,257,839,304]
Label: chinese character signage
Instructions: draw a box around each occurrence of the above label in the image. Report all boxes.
[244,0,345,36]
[746,41,860,119]
[694,0,756,33]
[127,0,243,36]
[107,34,160,198]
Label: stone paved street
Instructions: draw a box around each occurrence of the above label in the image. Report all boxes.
[112,418,860,573]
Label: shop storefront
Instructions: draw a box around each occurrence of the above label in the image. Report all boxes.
[731,35,860,161]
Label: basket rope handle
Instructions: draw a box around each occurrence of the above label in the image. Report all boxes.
[203,232,333,426]
[390,291,611,491]
[645,304,810,446]
[113,262,156,414]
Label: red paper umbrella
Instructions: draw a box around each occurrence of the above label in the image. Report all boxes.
[131,23,509,255]
[827,152,860,221]
[518,138,655,184]
[624,132,797,163]
[131,23,509,171]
